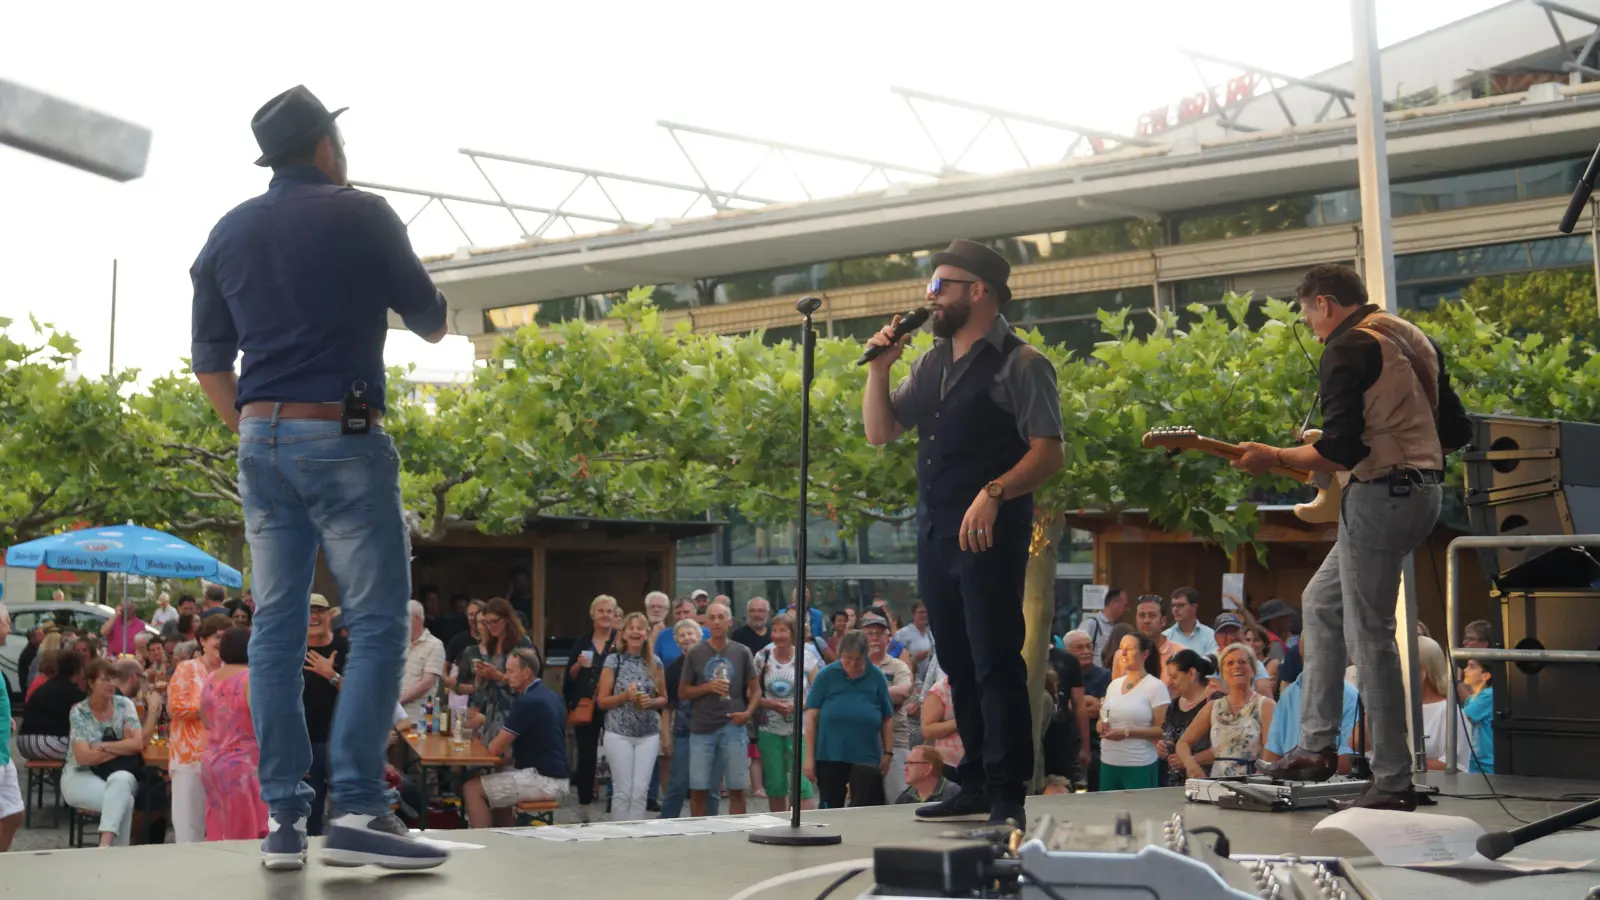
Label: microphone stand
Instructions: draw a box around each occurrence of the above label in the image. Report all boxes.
[750,296,842,847]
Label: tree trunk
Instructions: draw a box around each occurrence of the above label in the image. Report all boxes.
[1023,512,1064,789]
[226,527,245,574]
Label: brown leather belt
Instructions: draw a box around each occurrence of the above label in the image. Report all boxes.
[239,401,382,423]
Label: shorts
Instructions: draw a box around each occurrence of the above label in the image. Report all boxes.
[479,767,570,810]
[0,761,21,819]
[689,721,751,792]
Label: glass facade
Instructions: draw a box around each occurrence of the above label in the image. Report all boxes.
[1173,157,1583,244]
[1395,235,1592,310]
[674,508,1093,626]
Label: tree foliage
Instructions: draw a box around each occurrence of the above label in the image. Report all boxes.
[1412,267,1600,351]
[4,275,1598,564]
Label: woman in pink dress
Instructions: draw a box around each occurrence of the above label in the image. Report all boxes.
[201,626,269,840]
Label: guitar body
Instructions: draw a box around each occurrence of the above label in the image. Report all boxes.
[1142,426,1341,525]
[1291,429,1341,525]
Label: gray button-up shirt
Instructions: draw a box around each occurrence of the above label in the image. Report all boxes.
[888,314,1064,443]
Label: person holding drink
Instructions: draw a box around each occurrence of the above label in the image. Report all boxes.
[596,613,666,821]
[680,602,758,817]
[565,595,618,820]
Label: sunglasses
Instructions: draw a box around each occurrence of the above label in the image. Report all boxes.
[927,276,977,298]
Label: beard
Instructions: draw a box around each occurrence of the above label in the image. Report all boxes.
[931,297,971,338]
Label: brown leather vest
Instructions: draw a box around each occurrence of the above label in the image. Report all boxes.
[1347,311,1443,481]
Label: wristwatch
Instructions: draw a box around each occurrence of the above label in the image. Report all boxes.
[329,674,342,687]
[985,480,1006,500]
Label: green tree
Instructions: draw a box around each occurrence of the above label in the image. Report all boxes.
[1413,268,1600,350]
[0,317,156,543]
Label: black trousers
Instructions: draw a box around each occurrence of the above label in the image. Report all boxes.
[918,530,1033,803]
[814,761,887,809]
[573,722,603,805]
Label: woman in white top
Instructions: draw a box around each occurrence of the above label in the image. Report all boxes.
[1417,636,1470,772]
[1097,633,1169,790]
[1177,643,1275,778]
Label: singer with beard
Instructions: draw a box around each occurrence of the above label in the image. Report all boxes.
[861,239,1063,825]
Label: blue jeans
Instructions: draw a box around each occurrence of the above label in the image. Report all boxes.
[689,721,751,792]
[238,414,411,820]
[305,742,330,836]
[660,727,717,818]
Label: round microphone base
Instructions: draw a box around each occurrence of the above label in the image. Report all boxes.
[747,823,843,846]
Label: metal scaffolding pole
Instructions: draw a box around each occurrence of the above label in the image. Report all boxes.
[1350,0,1426,777]
[0,79,150,181]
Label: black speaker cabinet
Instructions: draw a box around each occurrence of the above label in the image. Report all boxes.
[1465,415,1600,589]
[1494,589,1600,777]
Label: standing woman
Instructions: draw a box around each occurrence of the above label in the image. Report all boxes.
[167,615,230,842]
[1159,650,1220,786]
[596,613,666,822]
[1097,633,1169,791]
[1177,643,1275,778]
[455,597,534,742]
[202,626,270,840]
[752,614,820,813]
[566,594,618,818]
[803,631,894,809]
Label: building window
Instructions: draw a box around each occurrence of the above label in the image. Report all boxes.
[1395,235,1592,309]
[1011,286,1158,359]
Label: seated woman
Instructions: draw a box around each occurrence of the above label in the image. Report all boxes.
[61,658,144,847]
[26,635,64,700]
[17,650,85,761]
[461,647,570,828]
[1177,643,1275,778]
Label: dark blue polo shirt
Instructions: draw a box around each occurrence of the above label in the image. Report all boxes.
[501,680,571,778]
[189,166,448,411]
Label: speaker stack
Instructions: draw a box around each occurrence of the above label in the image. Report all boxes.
[1463,414,1600,777]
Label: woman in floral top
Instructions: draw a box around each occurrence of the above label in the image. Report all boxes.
[1177,643,1275,778]
[62,658,144,847]
[597,613,666,822]
[167,616,230,842]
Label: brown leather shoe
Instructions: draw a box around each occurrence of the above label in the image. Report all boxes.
[1329,784,1418,812]
[1259,746,1338,783]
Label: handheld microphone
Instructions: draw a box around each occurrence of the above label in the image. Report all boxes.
[857,307,931,366]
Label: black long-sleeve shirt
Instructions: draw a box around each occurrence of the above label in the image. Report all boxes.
[1314,305,1473,470]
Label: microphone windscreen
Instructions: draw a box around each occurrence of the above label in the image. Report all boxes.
[1475,831,1516,860]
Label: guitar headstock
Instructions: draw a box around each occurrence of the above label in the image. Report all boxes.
[1141,426,1204,451]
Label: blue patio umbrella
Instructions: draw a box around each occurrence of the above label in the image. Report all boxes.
[5,523,243,588]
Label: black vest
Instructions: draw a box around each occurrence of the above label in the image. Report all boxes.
[913,333,1034,542]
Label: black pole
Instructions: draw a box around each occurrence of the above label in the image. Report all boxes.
[749,296,841,847]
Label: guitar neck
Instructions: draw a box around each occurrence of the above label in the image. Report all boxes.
[1190,437,1314,484]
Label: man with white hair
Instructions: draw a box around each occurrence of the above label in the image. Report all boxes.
[0,605,22,851]
[399,600,445,722]
[644,591,671,642]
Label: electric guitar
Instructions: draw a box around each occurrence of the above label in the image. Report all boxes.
[1140,426,1342,524]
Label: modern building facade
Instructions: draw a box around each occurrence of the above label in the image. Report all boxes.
[404,0,1600,616]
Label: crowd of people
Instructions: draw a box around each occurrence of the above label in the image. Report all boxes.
[0,577,1501,850]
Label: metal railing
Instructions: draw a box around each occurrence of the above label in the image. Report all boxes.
[1444,533,1600,768]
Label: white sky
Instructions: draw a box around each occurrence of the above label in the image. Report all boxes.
[1,0,1506,383]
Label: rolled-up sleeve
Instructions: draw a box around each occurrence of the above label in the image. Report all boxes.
[1313,332,1382,469]
[362,194,448,338]
[189,240,238,374]
[1005,346,1063,441]
[889,352,936,431]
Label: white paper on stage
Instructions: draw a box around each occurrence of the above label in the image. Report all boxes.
[1315,808,1597,874]
[494,814,792,842]
[1081,585,1108,611]
[1221,574,1243,610]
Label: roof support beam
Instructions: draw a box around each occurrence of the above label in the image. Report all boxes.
[0,79,150,181]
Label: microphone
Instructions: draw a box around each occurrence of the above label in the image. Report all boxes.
[856,307,931,366]
[1475,797,1600,859]
[1559,141,1600,233]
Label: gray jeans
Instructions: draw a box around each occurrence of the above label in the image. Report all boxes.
[1300,480,1440,792]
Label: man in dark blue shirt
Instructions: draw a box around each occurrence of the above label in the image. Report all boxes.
[189,85,448,872]
[462,647,570,827]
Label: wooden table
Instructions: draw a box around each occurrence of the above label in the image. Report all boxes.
[142,742,169,770]
[402,733,501,829]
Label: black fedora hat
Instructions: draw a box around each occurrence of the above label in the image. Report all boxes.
[930,239,1012,303]
[251,85,347,167]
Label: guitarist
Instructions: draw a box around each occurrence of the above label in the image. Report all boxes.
[1232,263,1470,811]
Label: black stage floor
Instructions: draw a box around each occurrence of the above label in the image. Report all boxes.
[2,774,1596,899]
